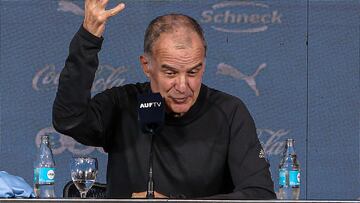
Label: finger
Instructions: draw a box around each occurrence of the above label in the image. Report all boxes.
[84,0,94,8]
[155,192,168,198]
[99,0,109,8]
[85,0,98,11]
[107,3,125,17]
[85,0,97,6]
[131,192,146,198]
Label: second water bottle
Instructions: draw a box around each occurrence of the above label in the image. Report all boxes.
[278,138,300,200]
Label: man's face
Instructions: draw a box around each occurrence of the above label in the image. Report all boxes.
[140,28,206,116]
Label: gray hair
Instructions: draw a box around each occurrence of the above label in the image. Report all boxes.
[144,13,207,56]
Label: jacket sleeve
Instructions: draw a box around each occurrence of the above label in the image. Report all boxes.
[207,103,277,200]
[52,25,118,149]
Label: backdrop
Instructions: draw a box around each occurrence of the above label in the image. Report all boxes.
[0,0,359,200]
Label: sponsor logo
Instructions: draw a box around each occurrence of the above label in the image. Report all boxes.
[57,0,84,16]
[217,62,266,96]
[32,64,128,94]
[140,102,162,108]
[257,128,290,156]
[35,127,105,155]
[201,1,282,33]
[59,1,282,33]
[297,172,301,183]
[47,170,55,180]
[258,148,265,159]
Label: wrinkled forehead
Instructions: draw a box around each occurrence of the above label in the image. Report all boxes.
[152,29,205,55]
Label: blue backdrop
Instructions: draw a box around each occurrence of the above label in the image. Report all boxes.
[0,0,359,200]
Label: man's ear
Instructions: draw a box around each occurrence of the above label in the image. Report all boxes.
[139,55,151,78]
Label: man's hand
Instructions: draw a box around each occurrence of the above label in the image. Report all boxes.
[83,0,125,37]
[131,191,168,198]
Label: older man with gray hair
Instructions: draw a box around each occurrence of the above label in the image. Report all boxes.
[53,0,276,199]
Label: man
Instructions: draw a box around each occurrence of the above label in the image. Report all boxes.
[53,0,276,199]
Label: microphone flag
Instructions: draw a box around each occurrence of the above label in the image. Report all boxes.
[137,92,165,133]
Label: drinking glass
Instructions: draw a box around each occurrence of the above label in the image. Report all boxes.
[70,157,98,198]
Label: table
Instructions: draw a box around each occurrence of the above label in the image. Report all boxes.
[0,199,358,203]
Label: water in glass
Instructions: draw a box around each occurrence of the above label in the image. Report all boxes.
[70,157,98,198]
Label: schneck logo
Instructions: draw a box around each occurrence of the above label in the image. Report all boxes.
[200,1,282,33]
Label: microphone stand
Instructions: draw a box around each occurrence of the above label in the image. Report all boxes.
[146,127,155,199]
[137,91,164,199]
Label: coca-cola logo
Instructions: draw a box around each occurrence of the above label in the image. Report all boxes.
[35,127,105,155]
[257,128,290,156]
[32,64,128,94]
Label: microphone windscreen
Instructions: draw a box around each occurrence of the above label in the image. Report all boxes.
[137,92,165,132]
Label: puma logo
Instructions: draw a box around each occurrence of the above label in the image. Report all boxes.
[57,0,84,16]
[217,62,266,96]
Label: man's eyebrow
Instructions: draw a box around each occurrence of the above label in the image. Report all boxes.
[161,63,203,71]
[161,64,177,71]
[188,63,203,71]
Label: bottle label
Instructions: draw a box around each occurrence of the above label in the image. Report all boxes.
[34,168,38,183]
[34,168,55,184]
[279,169,286,186]
[289,170,300,186]
[279,169,300,186]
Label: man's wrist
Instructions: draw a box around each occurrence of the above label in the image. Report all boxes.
[77,24,104,46]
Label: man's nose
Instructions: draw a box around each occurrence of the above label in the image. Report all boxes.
[175,75,187,93]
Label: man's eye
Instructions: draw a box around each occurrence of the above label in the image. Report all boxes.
[165,71,176,76]
[188,69,199,76]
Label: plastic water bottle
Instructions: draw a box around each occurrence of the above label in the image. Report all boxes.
[278,138,300,199]
[34,135,56,198]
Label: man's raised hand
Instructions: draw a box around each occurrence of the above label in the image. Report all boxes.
[83,0,125,37]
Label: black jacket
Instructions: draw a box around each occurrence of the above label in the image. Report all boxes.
[53,26,276,199]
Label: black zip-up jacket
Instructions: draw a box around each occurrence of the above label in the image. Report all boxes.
[53,26,276,199]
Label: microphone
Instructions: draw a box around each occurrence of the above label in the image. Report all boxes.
[137,91,165,199]
[137,92,165,133]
